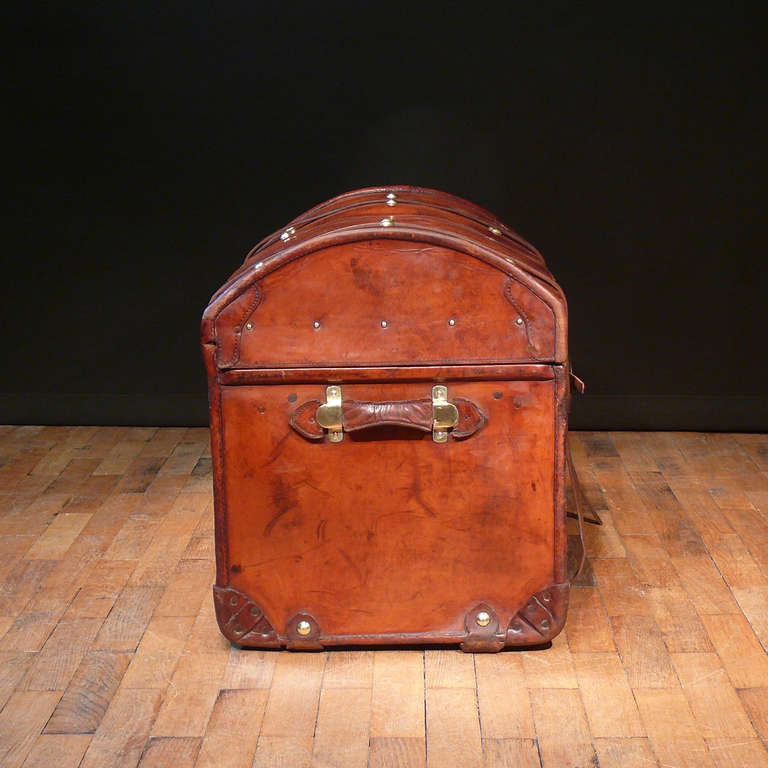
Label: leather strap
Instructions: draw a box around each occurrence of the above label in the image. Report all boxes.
[566,444,602,582]
[290,396,486,440]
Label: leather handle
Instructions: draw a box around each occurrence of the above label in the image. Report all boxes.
[290,392,486,441]
[341,399,434,432]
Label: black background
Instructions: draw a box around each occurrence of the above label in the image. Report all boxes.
[3,1,766,430]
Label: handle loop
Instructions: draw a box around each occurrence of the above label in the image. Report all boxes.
[290,385,486,443]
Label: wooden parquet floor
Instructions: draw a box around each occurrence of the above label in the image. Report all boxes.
[0,427,767,767]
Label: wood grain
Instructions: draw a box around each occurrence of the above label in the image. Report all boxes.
[196,689,268,768]
[80,688,162,768]
[19,734,92,768]
[369,737,426,768]
[475,654,534,739]
[0,691,61,768]
[634,688,714,767]
[572,651,645,737]
[136,737,201,768]
[671,652,755,738]
[425,687,482,768]
[531,688,597,768]
[45,651,132,733]
[0,427,765,767]
[370,651,425,739]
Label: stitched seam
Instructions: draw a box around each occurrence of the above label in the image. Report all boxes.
[504,279,547,361]
[216,284,263,368]
[225,356,556,369]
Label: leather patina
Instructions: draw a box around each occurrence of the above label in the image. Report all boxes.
[201,186,590,651]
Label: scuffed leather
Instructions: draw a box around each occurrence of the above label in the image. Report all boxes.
[202,187,577,652]
[289,395,486,440]
[342,399,433,432]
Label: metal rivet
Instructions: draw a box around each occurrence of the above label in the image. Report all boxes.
[386,198,396,206]
[448,318,456,326]
[296,620,312,636]
[253,261,263,269]
[386,192,397,200]
[380,320,388,328]
[476,611,491,627]
[489,226,502,236]
[526,604,536,614]
[250,606,260,616]
[541,619,550,629]
[313,321,321,329]
[230,596,238,607]
[380,217,393,227]
[280,226,296,241]
[542,592,551,603]
[510,622,522,634]
[516,317,524,325]
[245,322,253,330]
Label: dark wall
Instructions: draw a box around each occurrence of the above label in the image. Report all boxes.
[3,1,766,430]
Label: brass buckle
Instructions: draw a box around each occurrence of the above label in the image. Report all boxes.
[316,385,343,442]
[432,385,459,443]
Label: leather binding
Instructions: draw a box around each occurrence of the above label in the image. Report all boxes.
[201,185,594,652]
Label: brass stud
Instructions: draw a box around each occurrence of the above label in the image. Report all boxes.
[386,192,397,200]
[448,318,456,326]
[280,226,296,241]
[541,619,550,630]
[296,620,312,636]
[380,320,388,328]
[386,198,396,207]
[510,622,522,634]
[313,321,321,329]
[516,318,524,325]
[542,592,551,603]
[245,322,253,330]
[476,610,491,627]
[380,217,394,227]
[489,226,502,236]
[253,261,263,269]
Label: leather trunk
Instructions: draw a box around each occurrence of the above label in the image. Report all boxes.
[201,186,574,651]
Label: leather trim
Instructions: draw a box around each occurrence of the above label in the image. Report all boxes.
[460,603,505,652]
[215,284,263,369]
[504,279,544,360]
[505,583,569,645]
[212,585,280,647]
[213,583,570,651]
[285,612,323,650]
[201,225,567,364]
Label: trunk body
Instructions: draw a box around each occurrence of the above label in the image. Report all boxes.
[201,186,572,651]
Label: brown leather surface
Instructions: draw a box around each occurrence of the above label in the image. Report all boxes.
[205,239,564,371]
[226,186,547,292]
[201,186,574,651]
[214,378,561,641]
[289,395,486,440]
